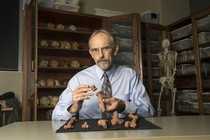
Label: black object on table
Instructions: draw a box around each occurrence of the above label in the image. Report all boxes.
[56,117,161,133]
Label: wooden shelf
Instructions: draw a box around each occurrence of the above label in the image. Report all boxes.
[37,105,55,109]
[32,6,104,121]
[37,86,66,89]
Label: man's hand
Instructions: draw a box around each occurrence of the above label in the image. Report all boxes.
[103,98,125,113]
[69,85,94,114]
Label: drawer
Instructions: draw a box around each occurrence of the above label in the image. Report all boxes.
[197,15,210,32]
[115,37,132,49]
[170,24,192,41]
[198,32,210,44]
[171,38,192,51]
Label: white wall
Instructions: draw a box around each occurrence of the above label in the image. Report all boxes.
[79,0,190,25]
[161,0,190,25]
[0,71,23,102]
[79,0,162,14]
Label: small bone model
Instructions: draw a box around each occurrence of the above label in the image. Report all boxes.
[111,111,124,125]
[98,119,108,129]
[96,91,106,113]
[124,113,139,128]
[64,117,77,129]
[89,85,97,91]
[81,121,90,129]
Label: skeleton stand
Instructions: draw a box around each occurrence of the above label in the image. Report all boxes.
[157,38,177,116]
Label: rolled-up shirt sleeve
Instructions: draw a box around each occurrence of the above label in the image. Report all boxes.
[52,79,77,121]
[123,72,155,117]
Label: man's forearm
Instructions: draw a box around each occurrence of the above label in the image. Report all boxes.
[68,103,82,114]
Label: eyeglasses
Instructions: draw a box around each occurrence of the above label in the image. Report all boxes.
[89,46,113,55]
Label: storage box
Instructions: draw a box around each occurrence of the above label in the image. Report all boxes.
[152,79,160,90]
[115,52,133,65]
[185,50,194,62]
[197,15,210,32]
[198,32,210,44]
[152,68,160,78]
[116,25,132,38]
[176,65,182,75]
[177,64,195,75]
[204,46,210,57]
[94,8,126,17]
[170,24,192,41]
[38,0,54,8]
[142,41,159,53]
[183,64,195,75]
[54,0,80,5]
[53,2,80,12]
[199,47,207,59]
[152,54,159,67]
[110,24,132,38]
[171,38,192,51]
[115,37,132,49]
[190,102,199,112]
[68,0,80,6]
[204,102,210,113]
[177,51,186,63]
[176,50,194,63]
[143,67,160,78]
[202,62,210,76]
[141,29,159,41]
[177,90,197,101]
[140,10,160,24]
[176,100,191,111]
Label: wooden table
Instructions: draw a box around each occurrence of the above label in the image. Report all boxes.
[0,115,210,140]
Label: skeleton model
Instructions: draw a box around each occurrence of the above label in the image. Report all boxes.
[157,38,177,116]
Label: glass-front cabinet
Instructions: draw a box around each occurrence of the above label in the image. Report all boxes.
[169,7,210,115]
[105,14,142,80]
[141,23,168,115]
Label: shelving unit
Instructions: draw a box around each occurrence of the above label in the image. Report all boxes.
[33,7,104,121]
[168,7,210,115]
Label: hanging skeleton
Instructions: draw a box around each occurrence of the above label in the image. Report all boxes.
[157,38,177,116]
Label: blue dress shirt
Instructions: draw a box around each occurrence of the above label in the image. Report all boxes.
[52,64,155,120]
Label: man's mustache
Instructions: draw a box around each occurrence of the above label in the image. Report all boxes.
[97,59,108,63]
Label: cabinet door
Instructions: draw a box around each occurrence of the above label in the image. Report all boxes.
[169,18,198,114]
[141,23,168,115]
[105,14,142,80]
[192,12,210,115]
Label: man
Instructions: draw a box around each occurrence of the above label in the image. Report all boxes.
[52,29,154,120]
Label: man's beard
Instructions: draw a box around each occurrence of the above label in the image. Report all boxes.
[97,59,110,70]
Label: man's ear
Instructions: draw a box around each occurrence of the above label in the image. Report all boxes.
[89,50,94,58]
[114,45,119,56]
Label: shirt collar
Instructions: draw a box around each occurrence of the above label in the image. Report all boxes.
[95,64,116,80]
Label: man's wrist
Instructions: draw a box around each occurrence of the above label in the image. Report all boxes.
[118,100,125,113]
[68,103,82,114]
